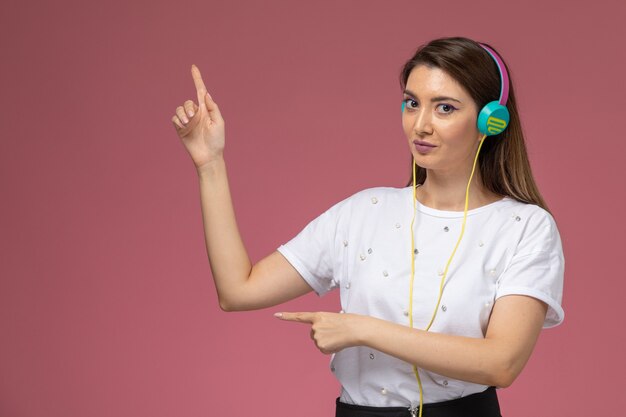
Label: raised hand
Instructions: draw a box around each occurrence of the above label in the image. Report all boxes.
[172,65,225,170]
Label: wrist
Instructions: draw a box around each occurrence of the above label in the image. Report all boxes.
[353,314,375,347]
[196,157,226,177]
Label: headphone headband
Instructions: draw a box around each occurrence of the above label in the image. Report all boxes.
[475,43,511,136]
[478,43,509,106]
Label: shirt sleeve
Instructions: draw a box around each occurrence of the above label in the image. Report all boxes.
[277,196,351,297]
[495,209,565,328]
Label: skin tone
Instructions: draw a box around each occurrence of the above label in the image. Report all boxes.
[172,65,548,389]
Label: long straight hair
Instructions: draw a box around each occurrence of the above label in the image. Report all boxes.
[400,37,550,213]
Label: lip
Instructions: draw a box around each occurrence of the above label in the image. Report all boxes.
[413,140,436,154]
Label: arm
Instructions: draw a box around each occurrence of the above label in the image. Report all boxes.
[172,66,313,312]
[361,294,547,387]
[197,160,312,311]
[277,294,547,387]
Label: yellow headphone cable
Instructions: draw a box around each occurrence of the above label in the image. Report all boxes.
[408,134,488,417]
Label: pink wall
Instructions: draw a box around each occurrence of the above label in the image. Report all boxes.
[1,0,624,415]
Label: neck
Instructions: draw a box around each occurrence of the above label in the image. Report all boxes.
[416,169,501,211]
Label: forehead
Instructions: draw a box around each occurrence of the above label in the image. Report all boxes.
[405,65,469,98]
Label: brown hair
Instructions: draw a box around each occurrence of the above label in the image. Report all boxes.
[400,37,550,212]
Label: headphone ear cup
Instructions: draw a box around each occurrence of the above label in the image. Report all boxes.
[477,101,510,136]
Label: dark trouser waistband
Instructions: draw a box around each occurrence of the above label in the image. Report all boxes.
[335,386,501,417]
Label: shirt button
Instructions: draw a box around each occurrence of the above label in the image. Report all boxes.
[441,305,447,312]
[360,254,366,261]
[367,248,373,254]
[371,197,378,204]
[345,282,351,289]
[443,226,449,232]
[382,270,389,277]
[369,353,375,360]
[413,248,419,255]
[479,241,484,247]
[403,310,409,317]
[443,380,449,387]
[515,216,521,222]
[381,388,387,395]
[489,269,497,277]
[343,240,348,247]
[395,223,401,228]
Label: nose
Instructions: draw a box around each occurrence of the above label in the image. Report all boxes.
[411,107,433,136]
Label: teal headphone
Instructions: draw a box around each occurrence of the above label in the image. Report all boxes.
[402,43,510,136]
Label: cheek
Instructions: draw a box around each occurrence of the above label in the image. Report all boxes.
[442,117,478,144]
[401,117,410,135]
[402,116,417,138]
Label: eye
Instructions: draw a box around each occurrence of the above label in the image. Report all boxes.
[436,103,457,114]
[403,98,418,110]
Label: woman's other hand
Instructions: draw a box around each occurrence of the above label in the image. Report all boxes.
[172,65,225,171]
[275,311,369,354]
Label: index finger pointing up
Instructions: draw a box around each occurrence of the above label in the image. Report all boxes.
[191,64,208,103]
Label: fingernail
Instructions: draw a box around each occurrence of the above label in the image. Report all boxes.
[206,92,212,99]
[187,110,193,117]
[273,312,283,318]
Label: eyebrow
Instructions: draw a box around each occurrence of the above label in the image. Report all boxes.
[403,89,463,104]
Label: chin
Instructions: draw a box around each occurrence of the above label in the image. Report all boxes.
[411,154,437,169]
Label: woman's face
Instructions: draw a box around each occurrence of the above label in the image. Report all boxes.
[402,65,481,176]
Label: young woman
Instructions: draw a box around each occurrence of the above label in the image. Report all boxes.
[171,37,564,417]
